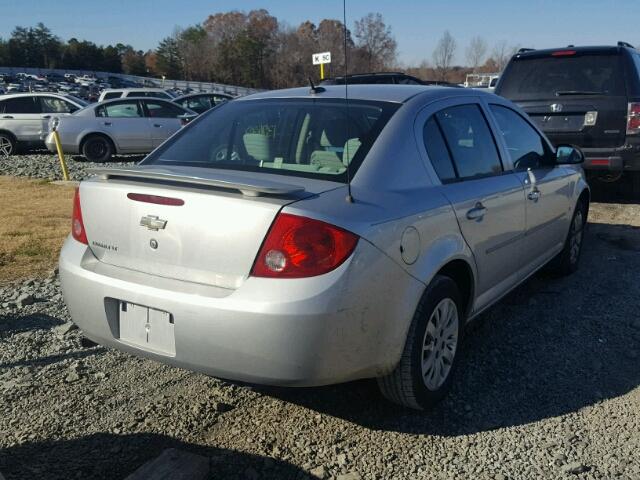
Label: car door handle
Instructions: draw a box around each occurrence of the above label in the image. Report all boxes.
[41,115,51,119]
[103,121,112,126]
[466,202,487,220]
[527,188,541,201]
[153,124,163,128]
[2,115,13,119]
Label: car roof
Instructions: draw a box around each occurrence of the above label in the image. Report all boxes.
[514,45,633,59]
[102,88,166,92]
[0,92,74,99]
[239,84,486,104]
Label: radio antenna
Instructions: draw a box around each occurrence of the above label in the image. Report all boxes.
[343,0,354,203]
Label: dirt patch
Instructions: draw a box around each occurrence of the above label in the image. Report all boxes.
[0,176,75,285]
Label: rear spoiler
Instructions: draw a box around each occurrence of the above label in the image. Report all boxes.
[87,167,306,197]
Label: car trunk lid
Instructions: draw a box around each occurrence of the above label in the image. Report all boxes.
[79,166,338,289]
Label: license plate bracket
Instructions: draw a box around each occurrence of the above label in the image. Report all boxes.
[118,301,175,356]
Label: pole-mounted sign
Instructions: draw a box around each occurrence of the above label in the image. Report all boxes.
[312,51,331,79]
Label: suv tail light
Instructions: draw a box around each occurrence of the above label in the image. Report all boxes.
[251,213,359,278]
[71,187,88,245]
[627,103,640,135]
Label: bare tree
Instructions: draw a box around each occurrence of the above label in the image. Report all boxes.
[354,12,397,72]
[491,40,520,72]
[465,36,487,72]
[432,30,457,81]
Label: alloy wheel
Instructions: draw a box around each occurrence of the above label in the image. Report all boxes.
[421,298,459,391]
[0,136,13,156]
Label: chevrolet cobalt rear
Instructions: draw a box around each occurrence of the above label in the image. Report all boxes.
[60,85,589,409]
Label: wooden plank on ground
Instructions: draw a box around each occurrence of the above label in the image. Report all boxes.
[125,448,209,480]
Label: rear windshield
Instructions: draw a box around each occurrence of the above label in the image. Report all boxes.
[143,98,399,182]
[498,53,626,100]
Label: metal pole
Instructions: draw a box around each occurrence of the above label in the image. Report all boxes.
[320,63,324,80]
[52,130,70,181]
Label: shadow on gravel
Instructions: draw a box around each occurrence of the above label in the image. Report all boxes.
[0,313,60,334]
[261,222,640,436]
[0,433,306,480]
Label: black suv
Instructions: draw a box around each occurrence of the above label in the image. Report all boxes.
[495,42,640,191]
[319,72,459,87]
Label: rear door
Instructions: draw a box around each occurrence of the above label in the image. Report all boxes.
[488,104,572,268]
[96,100,152,152]
[421,100,526,307]
[497,51,628,148]
[142,100,184,147]
[0,96,42,141]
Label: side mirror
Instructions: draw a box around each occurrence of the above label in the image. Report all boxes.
[556,145,584,165]
[178,113,197,126]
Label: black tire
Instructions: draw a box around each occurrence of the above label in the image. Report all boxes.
[548,200,587,276]
[82,135,113,163]
[0,132,16,156]
[377,275,464,410]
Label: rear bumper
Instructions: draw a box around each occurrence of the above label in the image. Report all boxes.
[581,139,640,171]
[44,132,79,154]
[59,236,423,386]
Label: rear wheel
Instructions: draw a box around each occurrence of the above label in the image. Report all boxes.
[0,132,16,156]
[377,275,463,410]
[549,200,587,276]
[82,135,113,163]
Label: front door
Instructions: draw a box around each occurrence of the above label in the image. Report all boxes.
[488,104,573,271]
[143,100,184,148]
[96,100,152,153]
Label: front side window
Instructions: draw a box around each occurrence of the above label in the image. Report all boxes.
[0,96,41,114]
[180,96,210,113]
[143,98,398,182]
[144,101,185,118]
[96,102,143,118]
[41,97,76,114]
[490,105,550,170]
[434,104,503,179]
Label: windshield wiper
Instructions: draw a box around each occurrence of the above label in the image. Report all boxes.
[555,90,604,96]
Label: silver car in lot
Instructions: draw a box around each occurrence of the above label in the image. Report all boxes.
[45,98,196,162]
[59,85,589,409]
[0,92,87,155]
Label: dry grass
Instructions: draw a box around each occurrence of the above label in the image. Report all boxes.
[0,176,76,285]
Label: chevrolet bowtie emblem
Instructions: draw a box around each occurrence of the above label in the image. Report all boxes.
[140,215,167,231]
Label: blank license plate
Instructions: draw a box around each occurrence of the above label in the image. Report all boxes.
[118,301,175,356]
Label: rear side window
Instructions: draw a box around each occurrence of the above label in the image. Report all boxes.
[96,102,143,118]
[498,54,625,99]
[490,105,550,170]
[0,96,41,114]
[434,105,503,179]
[423,117,456,182]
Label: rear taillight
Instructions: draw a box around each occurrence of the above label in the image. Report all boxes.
[71,187,88,245]
[251,213,359,278]
[627,102,640,135]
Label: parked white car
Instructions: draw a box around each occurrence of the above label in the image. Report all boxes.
[45,97,196,162]
[0,93,88,155]
[98,88,175,103]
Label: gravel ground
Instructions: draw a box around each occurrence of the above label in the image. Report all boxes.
[0,152,141,181]
[1,155,639,479]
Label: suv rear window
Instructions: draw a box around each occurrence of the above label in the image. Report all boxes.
[498,53,625,99]
[144,98,399,182]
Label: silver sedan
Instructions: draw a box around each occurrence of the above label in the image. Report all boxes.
[59,85,589,410]
[45,98,196,162]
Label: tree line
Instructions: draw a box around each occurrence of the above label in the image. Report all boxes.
[0,15,520,87]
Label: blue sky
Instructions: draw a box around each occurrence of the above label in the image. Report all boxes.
[1,0,638,65]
